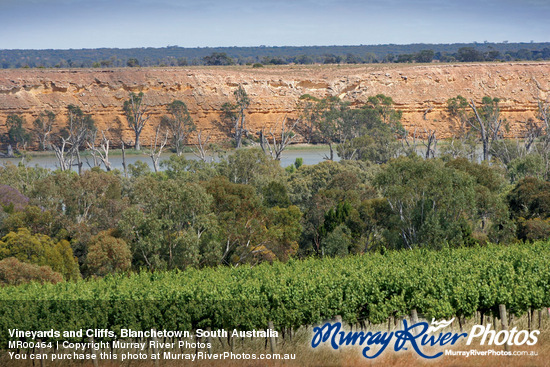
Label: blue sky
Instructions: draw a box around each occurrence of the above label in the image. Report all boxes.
[0,0,548,49]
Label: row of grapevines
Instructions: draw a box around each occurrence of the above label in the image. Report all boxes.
[0,241,549,347]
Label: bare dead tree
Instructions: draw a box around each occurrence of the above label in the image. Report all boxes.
[50,105,95,173]
[121,139,129,178]
[85,129,102,169]
[523,119,544,153]
[444,137,461,159]
[193,129,211,162]
[422,106,433,120]
[400,127,418,155]
[51,138,70,171]
[259,117,300,160]
[87,129,113,171]
[468,98,506,161]
[536,100,550,177]
[422,129,437,159]
[538,100,549,132]
[447,96,506,162]
[149,124,169,173]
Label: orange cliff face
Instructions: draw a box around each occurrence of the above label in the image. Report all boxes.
[0,62,548,149]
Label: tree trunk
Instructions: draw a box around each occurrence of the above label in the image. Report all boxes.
[121,141,128,178]
[235,129,242,149]
[482,135,489,162]
[76,150,82,175]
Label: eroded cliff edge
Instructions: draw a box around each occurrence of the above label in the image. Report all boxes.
[0,62,549,147]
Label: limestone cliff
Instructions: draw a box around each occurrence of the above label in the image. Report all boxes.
[0,62,549,148]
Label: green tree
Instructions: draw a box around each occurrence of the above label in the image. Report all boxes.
[1,205,59,239]
[300,94,402,162]
[5,114,31,151]
[32,169,128,264]
[126,58,140,67]
[290,161,378,254]
[161,100,196,155]
[287,160,377,209]
[262,181,291,208]
[415,49,435,63]
[0,228,80,280]
[119,177,219,270]
[516,218,550,242]
[312,96,349,160]
[86,230,131,276]
[321,224,352,257]
[508,177,550,220]
[203,52,234,66]
[336,94,404,163]
[205,177,269,265]
[217,147,283,189]
[345,53,362,64]
[445,158,513,243]
[319,201,352,238]
[123,92,150,150]
[396,54,414,63]
[296,94,322,144]
[33,111,55,151]
[161,154,217,182]
[507,154,546,182]
[265,205,302,261]
[34,170,125,232]
[127,160,151,178]
[457,47,485,62]
[221,85,250,148]
[375,156,476,249]
[0,162,50,196]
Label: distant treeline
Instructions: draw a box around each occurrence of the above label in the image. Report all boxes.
[1,42,550,68]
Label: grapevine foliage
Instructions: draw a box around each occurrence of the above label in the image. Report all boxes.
[0,242,549,347]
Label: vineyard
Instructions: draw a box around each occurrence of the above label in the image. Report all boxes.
[0,241,549,348]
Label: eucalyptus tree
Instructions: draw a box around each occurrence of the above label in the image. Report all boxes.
[33,111,56,151]
[447,95,507,162]
[5,114,31,153]
[221,85,249,148]
[375,156,477,249]
[161,100,195,155]
[123,92,150,150]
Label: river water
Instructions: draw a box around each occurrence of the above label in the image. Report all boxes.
[1,146,336,171]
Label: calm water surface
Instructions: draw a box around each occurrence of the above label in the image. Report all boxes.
[2,147,337,171]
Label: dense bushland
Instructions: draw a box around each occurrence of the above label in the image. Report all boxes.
[0,91,549,281]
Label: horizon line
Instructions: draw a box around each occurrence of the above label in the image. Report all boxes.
[2,40,550,52]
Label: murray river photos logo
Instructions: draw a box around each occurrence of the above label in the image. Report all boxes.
[310,318,540,359]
